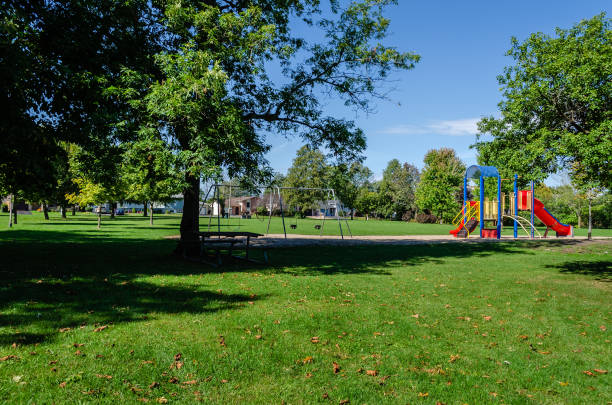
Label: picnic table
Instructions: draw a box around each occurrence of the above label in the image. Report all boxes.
[195,231,267,266]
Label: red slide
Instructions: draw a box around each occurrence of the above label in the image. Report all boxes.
[519,191,572,237]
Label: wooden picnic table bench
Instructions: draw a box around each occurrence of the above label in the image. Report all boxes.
[195,231,267,266]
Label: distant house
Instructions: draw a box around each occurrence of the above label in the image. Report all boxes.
[116,196,184,214]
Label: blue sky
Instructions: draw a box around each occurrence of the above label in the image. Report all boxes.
[265,0,609,182]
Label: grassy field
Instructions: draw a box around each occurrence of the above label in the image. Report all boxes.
[0,213,610,404]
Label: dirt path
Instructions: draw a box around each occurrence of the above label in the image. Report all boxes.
[165,233,611,248]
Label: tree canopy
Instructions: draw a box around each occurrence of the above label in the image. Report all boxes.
[474,14,611,189]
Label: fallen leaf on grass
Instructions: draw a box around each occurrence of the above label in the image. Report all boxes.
[411,314,420,319]
[220,379,228,383]
[156,398,168,404]
[219,336,226,346]
[96,374,112,379]
[75,350,85,356]
[0,355,18,362]
[559,381,569,386]
[169,377,179,384]
[305,372,313,378]
[593,369,608,374]
[149,382,160,389]
[302,356,313,364]
[93,325,108,333]
[519,335,528,340]
[255,335,262,340]
[142,360,154,365]
[73,343,84,348]
[311,336,320,344]
[482,316,492,321]
[599,325,606,331]
[449,354,460,363]
[174,353,182,361]
[333,362,340,374]
[59,382,67,388]
[366,370,378,376]
[339,400,349,405]
[583,370,595,376]
[418,392,429,397]
[137,399,149,403]
[182,380,197,385]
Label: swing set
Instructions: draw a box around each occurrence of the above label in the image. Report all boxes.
[200,183,353,239]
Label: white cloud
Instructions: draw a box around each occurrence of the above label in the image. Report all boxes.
[380,118,480,137]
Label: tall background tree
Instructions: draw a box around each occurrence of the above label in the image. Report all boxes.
[474,14,611,190]
[415,148,465,223]
[328,162,373,219]
[377,159,419,220]
[283,146,329,215]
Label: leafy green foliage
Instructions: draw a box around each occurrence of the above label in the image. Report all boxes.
[283,146,329,214]
[377,159,419,219]
[474,14,612,189]
[415,148,465,222]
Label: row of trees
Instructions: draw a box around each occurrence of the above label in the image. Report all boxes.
[281,144,611,228]
[281,145,466,222]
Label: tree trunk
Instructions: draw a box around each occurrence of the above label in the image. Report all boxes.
[143,201,148,217]
[150,202,154,226]
[13,209,17,225]
[8,194,13,228]
[174,173,200,256]
[110,202,115,219]
[61,205,67,218]
[97,211,101,229]
[577,210,582,228]
[587,198,592,240]
[72,205,76,216]
[42,202,49,220]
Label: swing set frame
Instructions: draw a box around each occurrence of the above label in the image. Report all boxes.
[199,184,353,239]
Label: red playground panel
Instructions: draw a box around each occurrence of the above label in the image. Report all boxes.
[481,228,497,238]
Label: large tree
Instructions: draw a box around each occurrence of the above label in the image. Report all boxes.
[283,146,329,215]
[415,148,465,223]
[122,132,183,225]
[130,0,419,253]
[474,14,611,189]
[377,159,419,219]
[328,162,373,218]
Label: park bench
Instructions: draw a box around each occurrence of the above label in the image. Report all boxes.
[196,231,268,267]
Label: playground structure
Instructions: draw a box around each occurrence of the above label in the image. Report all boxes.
[200,183,353,239]
[450,165,573,239]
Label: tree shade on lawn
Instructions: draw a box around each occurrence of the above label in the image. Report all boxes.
[0,212,610,403]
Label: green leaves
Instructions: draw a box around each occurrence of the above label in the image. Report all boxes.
[475,13,611,189]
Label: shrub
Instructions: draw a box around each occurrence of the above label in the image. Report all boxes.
[256,206,268,216]
[401,210,414,222]
[1,204,8,213]
[415,212,437,223]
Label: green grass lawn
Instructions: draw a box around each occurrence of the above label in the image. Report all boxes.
[0,213,610,404]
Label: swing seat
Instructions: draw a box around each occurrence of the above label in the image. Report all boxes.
[290,224,297,229]
[314,225,321,230]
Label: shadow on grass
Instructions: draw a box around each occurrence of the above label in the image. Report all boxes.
[0,227,589,345]
[549,260,612,281]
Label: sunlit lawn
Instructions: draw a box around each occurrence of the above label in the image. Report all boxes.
[0,213,610,404]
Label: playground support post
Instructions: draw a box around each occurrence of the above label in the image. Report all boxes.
[497,175,501,239]
[513,174,518,238]
[463,176,468,225]
[479,176,484,238]
[530,181,534,239]
[331,189,344,240]
[277,186,287,239]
